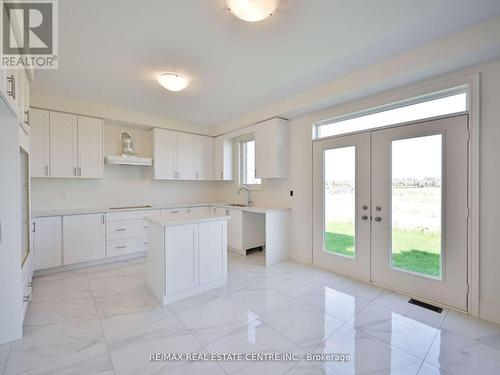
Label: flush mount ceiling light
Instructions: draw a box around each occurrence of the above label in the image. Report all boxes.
[157,73,189,92]
[227,0,281,22]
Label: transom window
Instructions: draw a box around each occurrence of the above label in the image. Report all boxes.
[239,136,261,187]
[314,89,467,139]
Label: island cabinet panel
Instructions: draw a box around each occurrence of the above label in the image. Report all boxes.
[199,221,227,284]
[165,224,199,295]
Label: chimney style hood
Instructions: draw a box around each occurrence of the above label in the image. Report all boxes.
[105,131,153,166]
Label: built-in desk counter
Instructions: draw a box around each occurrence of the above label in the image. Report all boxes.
[145,212,229,305]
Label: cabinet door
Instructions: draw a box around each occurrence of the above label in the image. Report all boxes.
[255,118,288,179]
[176,132,196,180]
[227,209,243,251]
[152,128,176,179]
[50,112,78,178]
[63,214,105,265]
[199,221,227,284]
[213,136,232,180]
[30,109,50,178]
[196,135,214,180]
[166,224,198,294]
[33,216,62,270]
[77,116,103,178]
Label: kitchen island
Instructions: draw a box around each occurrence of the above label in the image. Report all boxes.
[145,212,229,305]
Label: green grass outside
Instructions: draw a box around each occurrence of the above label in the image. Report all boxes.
[325,222,441,277]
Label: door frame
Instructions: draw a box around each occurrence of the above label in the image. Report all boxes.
[311,74,480,316]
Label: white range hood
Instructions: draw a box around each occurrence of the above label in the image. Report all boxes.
[105,155,152,166]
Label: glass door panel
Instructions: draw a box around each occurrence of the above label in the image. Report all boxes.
[324,147,356,257]
[391,135,442,278]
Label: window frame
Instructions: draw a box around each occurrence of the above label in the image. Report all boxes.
[238,134,262,190]
[313,86,468,140]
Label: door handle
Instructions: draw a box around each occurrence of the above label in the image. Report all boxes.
[374,216,382,222]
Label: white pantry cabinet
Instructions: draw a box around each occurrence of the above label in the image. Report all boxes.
[195,135,214,180]
[63,214,105,265]
[213,136,232,180]
[255,118,289,179]
[31,109,103,179]
[30,109,50,177]
[33,216,62,270]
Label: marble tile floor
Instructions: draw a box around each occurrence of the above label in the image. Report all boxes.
[1,251,500,375]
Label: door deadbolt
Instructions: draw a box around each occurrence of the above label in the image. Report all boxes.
[361,215,368,221]
[375,206,382,211]
[374,216,382,222]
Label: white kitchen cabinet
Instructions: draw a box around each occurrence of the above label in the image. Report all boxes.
[31,110,103,179]
[166,223,199,295]
[176,132,196,180]
[30,109,50,178]
[33,216,62,270]
[152,128,177,179]
[49,111,78,178]
[199,220,227,284]
[63,214,105,265]
[227,208,243,251]
[196,135,214,180]
[255,118,288,179]
[77,116,103,178]
[214,136,232,180]
[153,129,207,180]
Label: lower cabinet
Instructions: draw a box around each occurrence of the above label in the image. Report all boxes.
[166,224,199,295]
[33,216,62,270]
[199,220,227,284]
[63,213,105,265]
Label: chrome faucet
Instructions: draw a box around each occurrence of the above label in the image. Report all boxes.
[238,186,253,207]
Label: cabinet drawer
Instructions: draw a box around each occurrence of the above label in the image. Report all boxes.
[106,209,160,222]
[107,237,148,257]
[107,220,148,240]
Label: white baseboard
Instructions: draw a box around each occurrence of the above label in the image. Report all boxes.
[479,299,500,325]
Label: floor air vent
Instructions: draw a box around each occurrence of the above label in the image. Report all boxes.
[408,298,443,313]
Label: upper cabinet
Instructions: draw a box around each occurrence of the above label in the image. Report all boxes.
[255,118,289,179]
[196,135,214,180]
[30,109,103,179]
[214,136,233,181]
[152,129,215,181]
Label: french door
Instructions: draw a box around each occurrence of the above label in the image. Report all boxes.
[313,115,469,310]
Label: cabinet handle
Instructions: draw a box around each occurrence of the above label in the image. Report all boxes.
[225,210,229,216]
[144,242,148,245]
[74,167,77,176]
[170,210,179,214]
[78,167,82,177]
[101,215,105,224]
[116,245,127,249]
[45,165,49,176]
[115,228,127,232]
[220,172,223,179]
[6,75,15,99]
[32,221,36,233]
[195,172,198,179]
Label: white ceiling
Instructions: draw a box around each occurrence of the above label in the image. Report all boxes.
[32,0,500,127]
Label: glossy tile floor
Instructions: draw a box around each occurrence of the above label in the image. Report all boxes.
[2,251,500,374]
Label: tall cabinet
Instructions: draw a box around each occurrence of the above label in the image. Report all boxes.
[30,109,103,179]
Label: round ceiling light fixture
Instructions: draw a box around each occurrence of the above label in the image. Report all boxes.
[157,73,189,92]
[227,0,281,22]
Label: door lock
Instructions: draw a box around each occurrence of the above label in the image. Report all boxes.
[361,215,368,221]
[374,216,382,222]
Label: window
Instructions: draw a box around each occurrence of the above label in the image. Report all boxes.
[239,137,261,187]
[314,90,467,139]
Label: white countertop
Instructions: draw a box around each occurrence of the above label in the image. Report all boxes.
[145,212,230,227]
[32,202,290,218]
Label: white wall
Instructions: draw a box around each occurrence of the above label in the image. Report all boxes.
[31,121,220,211]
